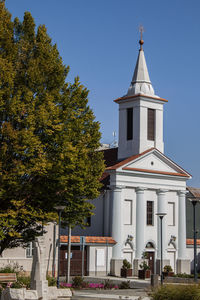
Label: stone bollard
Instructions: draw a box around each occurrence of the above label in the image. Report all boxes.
[151,274,159,288]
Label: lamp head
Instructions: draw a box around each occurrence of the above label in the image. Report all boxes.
[54,206,66,212]
[188,198,200,205]
[156,212,167,218]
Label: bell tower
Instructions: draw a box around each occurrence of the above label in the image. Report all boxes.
[115,35,168,160]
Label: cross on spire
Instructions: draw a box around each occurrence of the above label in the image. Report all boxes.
[139,25,144,40]
[139,25,144,50]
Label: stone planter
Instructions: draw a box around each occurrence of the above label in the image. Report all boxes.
[121,268,133,278]
[145,269,151,278]
[138,269,151,279]
[163,271,174,279]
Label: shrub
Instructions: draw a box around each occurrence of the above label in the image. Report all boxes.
[72,276,85,288]
[119,281,130,289]
[5,275,30,289]
[104,279,114,289]
[0,284,3,295]
[16,275,30,288]
[11,281,23,289]
[122,259,131,270]
[151,284,200,300]
[173,273,194,278]
[0,263,21,274]
[47,275,56,287]
[163,265,173,273]
[139,261,150,271]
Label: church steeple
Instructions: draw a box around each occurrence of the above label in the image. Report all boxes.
[127,39,155,97]
[115,35,168,160]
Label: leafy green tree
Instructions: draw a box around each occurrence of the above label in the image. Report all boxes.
[0,1,104,254]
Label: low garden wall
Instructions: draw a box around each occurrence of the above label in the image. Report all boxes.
[164,277,200,284]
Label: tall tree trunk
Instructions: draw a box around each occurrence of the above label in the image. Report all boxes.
[66,225,71,283]
[52,222,56,277]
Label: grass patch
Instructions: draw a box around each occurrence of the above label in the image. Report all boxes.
[151,284,200,300]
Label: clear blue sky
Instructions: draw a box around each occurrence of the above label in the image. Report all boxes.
[5,0,200,187]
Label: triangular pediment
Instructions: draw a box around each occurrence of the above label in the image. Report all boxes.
[126,152,178,173]
[112,149,191,178]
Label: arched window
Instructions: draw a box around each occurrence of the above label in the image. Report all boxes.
[146,242,154,249]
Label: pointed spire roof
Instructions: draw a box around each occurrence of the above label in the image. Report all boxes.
[127,39,156,97]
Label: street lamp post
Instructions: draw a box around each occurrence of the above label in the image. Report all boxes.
[189,199,198,282]
[55,206,66,288]
[156,212,167,285]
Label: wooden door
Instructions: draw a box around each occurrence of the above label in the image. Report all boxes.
[146,252,155,274]
[60,246,87,276]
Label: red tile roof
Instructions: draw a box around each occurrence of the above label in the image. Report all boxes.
[60,236,116,245]
[99,146,190,183]
[114,93,168,103]
[123,167,189,177]
[60,236,200,246]
[187,239,200,246]
[102,147,190,178]
[106,148,154,170]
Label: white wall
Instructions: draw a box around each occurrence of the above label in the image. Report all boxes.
[0,223,58,275]
[87,245,113,276]
[118,96,164,159]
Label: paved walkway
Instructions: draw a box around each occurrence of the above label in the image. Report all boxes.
[72,289,150,300]
[68,276,151,300]
[82,275,151,289]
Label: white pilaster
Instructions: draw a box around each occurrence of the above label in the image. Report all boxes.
[139,106,148,153]
[111,185,123,259]
[103,190,110,236]
[155,108,164,153]
[135,187,146,259]
[178,190,187,259]
[157,189,168,259]
[177,190,190,274]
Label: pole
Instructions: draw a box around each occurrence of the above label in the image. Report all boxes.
[106,240,108,275]
[82,244,84,277]
[160,216,163,285]
[66,225,71,283]
[52,223,56,277]
[193,201,197,283]
[57,210,61,288]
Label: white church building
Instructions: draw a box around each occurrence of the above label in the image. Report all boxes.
[69,37,194,277]
[0,38,198,278]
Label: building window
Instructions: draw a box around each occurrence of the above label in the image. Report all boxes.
[26,242,34,258]
[147,108,155,140]
[123,200,132,225]
[127,108,133,140]
[147,201,154,225]
[168,202,175,226]
[146,242,154,249]
[86,216,91,227]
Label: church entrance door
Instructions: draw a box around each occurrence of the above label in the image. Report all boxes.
[146,252,155,274]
